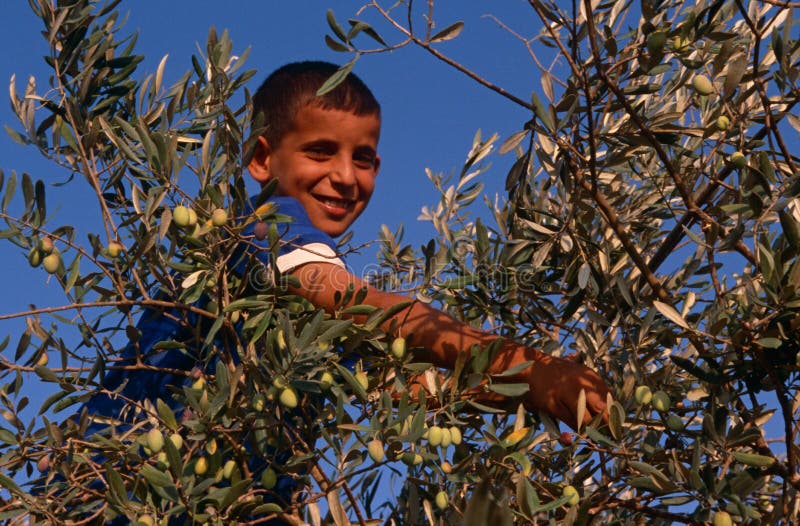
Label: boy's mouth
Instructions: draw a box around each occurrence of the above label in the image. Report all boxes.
[314,195,353,212]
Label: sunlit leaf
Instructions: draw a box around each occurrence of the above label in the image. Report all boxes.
[430,21,464,43]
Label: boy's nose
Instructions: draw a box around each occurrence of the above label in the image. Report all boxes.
[328,158,356,186]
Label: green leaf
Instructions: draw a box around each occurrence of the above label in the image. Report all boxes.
[315,320,353,345]
[105,464,127,505]
[34,365,59,383]
[727,427,764,448]
[141,464,174,487]
[0,427,17,445]
[491,360,533,378]
[488,382,530,397]
[341,304,377,316]
[576,387,586,431]
[326,9,347,42]
[628,461,671,483]
[250,311,273,343]
[316,58,356,97]
[608,401,624,440]
[536,494,572,513]
[164,433,183,480]
[0,228,20,240]
[38,389,69,416]
[346,20,372,43]
[723,54,747,98]
[325,35,349,52]
[21,172,33,209]
[499,129,529,155]
[430,21,464,43]
[516,477,540,517]
[58,116,79,151]
[151,340,186,350]
[759,242,775,283]
[4,125,29,146]
[439,274,477,289]
[64,253,81,294]
[732,451,775,467]
[218,479,252,508]
[224,299,270,312]
[465,400,506,413]
[530,92,554,133]
[365,301,412,330]
[157,399,178,430]
[335,363,367,400]
[336,423,371,432]
[0,472,23,495]
[670,355,722,383]
[348,19,387,46]
[755,337,782,349]
[653,300,690,329]
[34,179,46,222]
[252,502,284,515]
[779,210,800,246]
[1,171,16,213]
[585,426,619,448]
[203,316,224,348]
[578,262,591,290]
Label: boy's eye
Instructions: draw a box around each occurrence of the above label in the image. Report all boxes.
[353,148,377,168]
[354,154,376,168]
[305,146,333,158]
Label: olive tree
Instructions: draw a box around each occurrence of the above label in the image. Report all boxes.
[323,0,800,524]
[1,0,799,525]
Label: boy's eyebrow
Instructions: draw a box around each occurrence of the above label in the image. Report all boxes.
[300,139,337,150]
[300,139,377,155]
[354,144,378,156]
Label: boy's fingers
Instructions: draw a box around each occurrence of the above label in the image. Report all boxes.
[589,394,609,424]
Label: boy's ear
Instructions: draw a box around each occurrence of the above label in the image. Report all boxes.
[247,136,272,184]
[373,154,381,175]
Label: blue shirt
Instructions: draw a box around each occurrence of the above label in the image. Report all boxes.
[82,196,344,432]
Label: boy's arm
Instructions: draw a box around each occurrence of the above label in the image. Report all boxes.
[289,262,609,428]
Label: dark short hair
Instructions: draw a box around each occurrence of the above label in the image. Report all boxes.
[252,61,381,147]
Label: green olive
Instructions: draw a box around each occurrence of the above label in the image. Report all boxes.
[692,75,713,95]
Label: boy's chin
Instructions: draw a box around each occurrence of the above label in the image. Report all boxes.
[321,224,349,238]
[315,213,361,238]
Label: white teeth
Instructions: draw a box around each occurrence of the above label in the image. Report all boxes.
[320,198,350,208]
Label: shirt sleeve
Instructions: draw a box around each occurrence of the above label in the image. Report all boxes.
[244,197,346,273]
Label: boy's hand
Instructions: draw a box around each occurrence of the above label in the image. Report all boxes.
[492,344,609,430]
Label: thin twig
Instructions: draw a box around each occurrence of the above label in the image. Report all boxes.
[370,1,533,111]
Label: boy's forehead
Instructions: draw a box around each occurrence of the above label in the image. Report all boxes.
[287,103,381,137]
[294,102,380,124]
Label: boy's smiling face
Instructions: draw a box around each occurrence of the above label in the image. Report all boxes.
[249,104,381,237]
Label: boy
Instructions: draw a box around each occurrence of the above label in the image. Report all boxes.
[244,61,609,426]
[87,61,606,435]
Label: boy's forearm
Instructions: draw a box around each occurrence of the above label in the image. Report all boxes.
[289,262,535,373]
[289,262,609,426]
[393,300,540,374]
